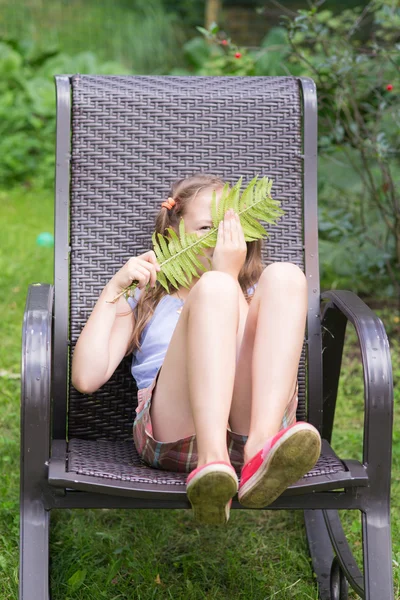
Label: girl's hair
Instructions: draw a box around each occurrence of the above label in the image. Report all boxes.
[125,172,265,355]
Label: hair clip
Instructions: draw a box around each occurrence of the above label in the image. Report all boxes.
[161,197,176,210]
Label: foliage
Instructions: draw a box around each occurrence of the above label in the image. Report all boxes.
[317,149,399,298]
[0,0,186,76]
[169,22,303,77]
[113,175,285,301]
[283,0,400,300]
[0,0,188,188]
[0,36,126,189]
[159,0,205,29]
[178,3,400,301]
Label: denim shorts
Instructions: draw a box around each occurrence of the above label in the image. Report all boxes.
[133,365,298,474]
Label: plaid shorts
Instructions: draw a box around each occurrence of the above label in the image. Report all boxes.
[133,365,298,474]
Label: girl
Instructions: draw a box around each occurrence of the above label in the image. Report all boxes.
[71,173,321,525]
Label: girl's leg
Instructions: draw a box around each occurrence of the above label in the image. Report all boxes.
[228,262,308,463]
[150,271,240,467]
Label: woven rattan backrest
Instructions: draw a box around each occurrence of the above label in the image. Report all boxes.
[67,75,307,442]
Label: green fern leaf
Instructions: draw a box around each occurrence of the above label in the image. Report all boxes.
[157,270,170,292]
[157,233,172,259]
[152,231,164,264]
[179,217,189,247]
[169,256,190,287]
[162,263,179,289]
[238,175,258,212]
[117,175,285,301]
[217,176,242,222]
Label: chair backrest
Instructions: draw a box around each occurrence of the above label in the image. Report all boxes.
[52,75,321,442]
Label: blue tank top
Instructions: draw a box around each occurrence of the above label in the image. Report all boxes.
[127,282,258,390]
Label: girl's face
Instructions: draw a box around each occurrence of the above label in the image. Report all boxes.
[182,186,224,275]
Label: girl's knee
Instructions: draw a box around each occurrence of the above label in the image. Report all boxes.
[260,262,307,288]
[193,271,239,298]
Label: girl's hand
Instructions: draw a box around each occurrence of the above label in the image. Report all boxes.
[110,250,161,293]
[211,209,247,280]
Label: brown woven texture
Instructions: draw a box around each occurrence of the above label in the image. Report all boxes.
[68,438,345,483]
[67,75,307,445]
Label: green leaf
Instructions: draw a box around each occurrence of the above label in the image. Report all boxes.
[179,216,188,247]
[157,270,170,292]
[67,569,87,591]
[120,175,285,300]
[157,232,172,259]
[196,26,210,37]
[217,176,243,221]
[238,174,258,211]
[209,22,219,34]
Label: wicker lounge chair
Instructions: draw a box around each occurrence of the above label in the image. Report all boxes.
[20,74,394,600]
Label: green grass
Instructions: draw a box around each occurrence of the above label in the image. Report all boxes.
[1,180,399,599]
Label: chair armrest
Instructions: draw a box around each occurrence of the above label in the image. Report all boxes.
[20,284,54,499]
[320,290,394,484]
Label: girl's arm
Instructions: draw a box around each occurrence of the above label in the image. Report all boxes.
[71,250,161,395]
[70,279,135,395]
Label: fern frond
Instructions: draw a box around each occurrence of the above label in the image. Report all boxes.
[109,175,285,303]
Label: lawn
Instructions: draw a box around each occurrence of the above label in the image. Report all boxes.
[0,180,399,599]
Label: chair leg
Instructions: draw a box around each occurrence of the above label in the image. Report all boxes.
[323,509,364,599]
[308,507,394,600]
[19,495,50,600]
[305,509,368,600]
[362,506,394,600]
[304,510,335,600]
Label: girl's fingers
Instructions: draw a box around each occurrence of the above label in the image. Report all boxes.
[223,211,230,240]
[236,213,246,244]
[136,257,156,269]
[231,212,240,245]
[136,258,158,285]
[234,212,245,243]
[140,251,161,272]
[217,220,223,245]
[136,264,156,288]
[129,265,149,289]
[220,209,243,245]
[225,209,235,242]
[227,209,239,244]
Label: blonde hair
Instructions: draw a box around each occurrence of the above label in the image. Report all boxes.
[125,172,265,355]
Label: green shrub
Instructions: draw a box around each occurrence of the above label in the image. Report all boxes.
[0,0,186,76]
[0,36,126,189]
[284,0,400,299]
[178,3,400,300]
[169,24,304,77]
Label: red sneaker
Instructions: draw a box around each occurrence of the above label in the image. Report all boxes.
[238,422,321,508]
[186,461,238,525]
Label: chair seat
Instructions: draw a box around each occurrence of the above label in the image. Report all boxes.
[67,437,344,483]
[47,437,368,498]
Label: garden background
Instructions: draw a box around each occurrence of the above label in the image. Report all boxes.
[0,0,399,598]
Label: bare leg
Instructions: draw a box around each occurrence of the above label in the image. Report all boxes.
[228,262,308,463]
[150,271,240,467]
[186,272,240,466]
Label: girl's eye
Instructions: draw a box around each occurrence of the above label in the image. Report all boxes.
[200,226,210,230]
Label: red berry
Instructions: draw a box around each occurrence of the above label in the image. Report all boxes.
[221,39,228,45]
[386,84,393,91]
[235,52,242,59]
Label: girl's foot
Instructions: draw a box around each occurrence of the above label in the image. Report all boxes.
[238,422,321,508]
[186,461,239,525]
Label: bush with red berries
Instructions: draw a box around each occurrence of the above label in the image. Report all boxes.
[285,0,399,298]
[181,4,399,298]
